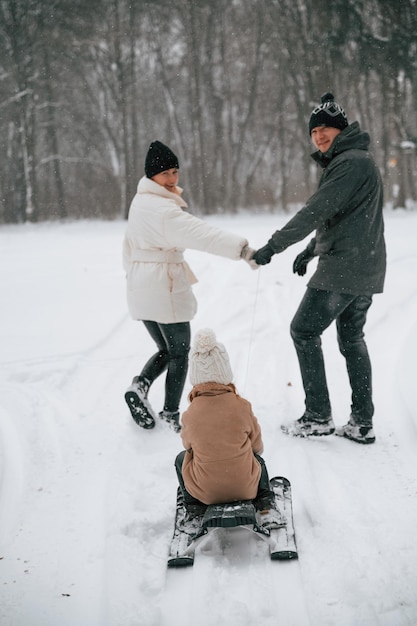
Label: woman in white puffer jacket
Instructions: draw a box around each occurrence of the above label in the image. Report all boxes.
[123,141,255,433]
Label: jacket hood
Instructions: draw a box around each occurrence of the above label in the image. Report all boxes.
[136,175,187,208]
[311,121,370,168]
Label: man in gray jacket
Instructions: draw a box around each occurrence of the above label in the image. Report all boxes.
[253,92,386,444]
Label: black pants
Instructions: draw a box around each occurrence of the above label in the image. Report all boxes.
[140,321,191,413]
[290,287,374,424]
[174,450,271,506]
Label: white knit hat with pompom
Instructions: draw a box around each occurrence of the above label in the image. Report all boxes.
[189,328,233,386]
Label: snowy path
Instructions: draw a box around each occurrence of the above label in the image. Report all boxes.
[0,213,417,625]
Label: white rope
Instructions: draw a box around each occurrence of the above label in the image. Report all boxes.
[243,268,262,394]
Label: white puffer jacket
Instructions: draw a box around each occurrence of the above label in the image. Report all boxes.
[123,177,248,323]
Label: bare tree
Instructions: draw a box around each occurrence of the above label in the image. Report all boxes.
[0,0,39,221]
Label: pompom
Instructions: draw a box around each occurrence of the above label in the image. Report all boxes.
[321,92,335,103]
[193,328,217,354]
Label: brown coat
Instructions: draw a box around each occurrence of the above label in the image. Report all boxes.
[180,382,263,505]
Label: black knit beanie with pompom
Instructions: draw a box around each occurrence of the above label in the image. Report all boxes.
[308,92,348,135]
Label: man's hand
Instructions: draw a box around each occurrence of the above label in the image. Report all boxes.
[252,244,275,265]
[293,248,314,276]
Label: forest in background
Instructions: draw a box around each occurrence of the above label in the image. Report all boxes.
[1,0,416,223]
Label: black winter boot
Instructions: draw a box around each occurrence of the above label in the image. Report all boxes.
[159,410,181,433]
[125,376,155,429]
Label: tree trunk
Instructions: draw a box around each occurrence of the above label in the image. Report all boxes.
[42,41,66,219]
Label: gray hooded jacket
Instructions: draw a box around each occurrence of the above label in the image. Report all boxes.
[268,122,386,295]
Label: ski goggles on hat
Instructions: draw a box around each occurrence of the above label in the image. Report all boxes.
[310,101,347,120]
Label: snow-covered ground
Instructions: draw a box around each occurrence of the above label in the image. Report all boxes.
[1,210,417,626]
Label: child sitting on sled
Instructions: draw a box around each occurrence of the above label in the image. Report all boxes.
[175,328,279,526]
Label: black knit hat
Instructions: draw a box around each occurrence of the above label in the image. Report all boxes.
[145,141,179,178]
[309,92,348,135]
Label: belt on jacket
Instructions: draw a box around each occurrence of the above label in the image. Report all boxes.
[130,249,185,263]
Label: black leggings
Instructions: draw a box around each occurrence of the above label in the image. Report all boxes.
[140,321,191,413]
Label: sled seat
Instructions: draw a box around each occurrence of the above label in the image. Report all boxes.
[202,500,257,529]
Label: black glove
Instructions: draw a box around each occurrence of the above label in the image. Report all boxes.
[293,248,314,276]
[252,244,275,265]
